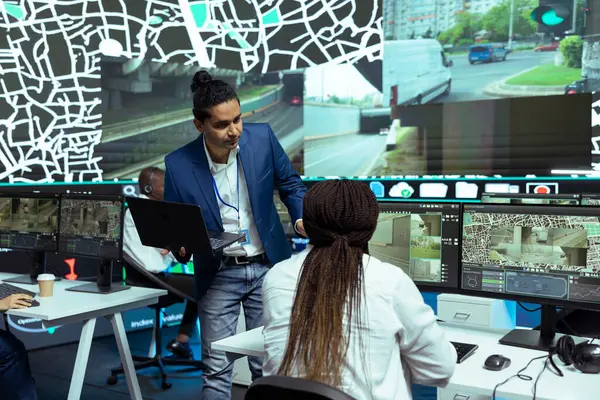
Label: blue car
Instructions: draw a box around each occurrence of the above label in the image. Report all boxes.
[468,44,509,64]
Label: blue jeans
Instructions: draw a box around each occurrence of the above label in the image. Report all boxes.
[0,329,37,400]
[198,262,269,400]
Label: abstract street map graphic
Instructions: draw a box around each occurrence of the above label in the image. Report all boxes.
[0,0,382,182]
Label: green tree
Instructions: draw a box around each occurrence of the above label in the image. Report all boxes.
[560,35,583,68]
[481,0,536,42]
[409,30,416,40]
[437,12,482,45]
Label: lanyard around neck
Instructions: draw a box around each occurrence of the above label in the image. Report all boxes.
[211,155,241,223]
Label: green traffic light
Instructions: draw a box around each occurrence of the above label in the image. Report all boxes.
[541,9,565,26]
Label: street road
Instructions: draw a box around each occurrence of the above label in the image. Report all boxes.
[96,102,302,177]
[444,50,556,102]
[304,131,387,177]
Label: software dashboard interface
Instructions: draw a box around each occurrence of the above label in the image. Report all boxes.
[369,202,461,289]
[0,196,59,251]
[59,197,123,260]
[462,204,600,306]
[481,193,580,205]
[581,194,600,206]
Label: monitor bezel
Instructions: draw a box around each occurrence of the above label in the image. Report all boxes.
[376,200,463,294]
[58,194,125,261]
[0,192,60,252]
[460,202,600,311]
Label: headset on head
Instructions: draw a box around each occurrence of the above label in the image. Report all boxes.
[143,167,158,195]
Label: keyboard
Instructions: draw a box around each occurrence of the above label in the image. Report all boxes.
[0,283,40,307]
[451,341,478,364]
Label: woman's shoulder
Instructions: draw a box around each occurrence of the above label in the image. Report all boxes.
[363,255,415,289]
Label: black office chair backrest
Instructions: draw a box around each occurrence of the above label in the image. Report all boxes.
[245,376,357,400]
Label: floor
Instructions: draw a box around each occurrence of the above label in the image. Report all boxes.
[29,325,435,399]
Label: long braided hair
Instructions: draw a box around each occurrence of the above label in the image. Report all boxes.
[278,179,380,387]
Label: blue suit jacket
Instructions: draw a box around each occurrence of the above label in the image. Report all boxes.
[163,122,306,298]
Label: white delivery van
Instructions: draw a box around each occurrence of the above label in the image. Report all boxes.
[382,39,452,107]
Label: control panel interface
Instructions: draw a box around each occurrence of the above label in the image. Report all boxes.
[0,196,59,251]
[481,193,580,206]
[59,198,122,260]
[581,193,600,206]
[369,202,461,289]
[462,204,600,306]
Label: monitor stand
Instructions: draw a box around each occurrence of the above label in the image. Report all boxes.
[4,252,62,285]
[499,305,587,351]
[66,260,130,294]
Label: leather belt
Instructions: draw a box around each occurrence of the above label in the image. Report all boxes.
[223,253,268,266]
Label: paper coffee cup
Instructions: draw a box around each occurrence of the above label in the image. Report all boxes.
[37,273,55,297]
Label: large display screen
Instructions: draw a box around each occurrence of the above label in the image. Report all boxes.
[462,204,600,308]
[370,202,461,290]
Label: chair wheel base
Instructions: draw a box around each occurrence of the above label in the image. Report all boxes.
[107,375,118,385]
[161,381,172,390]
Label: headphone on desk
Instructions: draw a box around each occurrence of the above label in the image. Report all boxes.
[549,335,600,374]
[143,167,158,195]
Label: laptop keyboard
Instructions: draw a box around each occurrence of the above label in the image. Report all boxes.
[210,237,228,249]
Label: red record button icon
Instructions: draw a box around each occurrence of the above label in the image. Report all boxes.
[534,185,551,194]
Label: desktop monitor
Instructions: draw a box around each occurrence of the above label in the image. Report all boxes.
[461,203,600,350]
[369,202,461,292]
[58,195,124,260]
[481,193,580,206]
[0,194,60,284]
[59,195,128,294]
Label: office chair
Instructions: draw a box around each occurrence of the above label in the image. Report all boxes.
[245,376,357,400]
[106,259,205,390]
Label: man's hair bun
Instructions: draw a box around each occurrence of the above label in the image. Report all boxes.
[190,70,212,93]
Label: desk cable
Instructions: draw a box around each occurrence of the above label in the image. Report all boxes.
[492,353,562,400]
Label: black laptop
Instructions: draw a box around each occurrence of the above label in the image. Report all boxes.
[125,196,244,256]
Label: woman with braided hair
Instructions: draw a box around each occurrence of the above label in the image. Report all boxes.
[262,179,456,399]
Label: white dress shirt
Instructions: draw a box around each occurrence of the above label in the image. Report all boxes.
[203,137,264,257]
[262,246,457,400]
[123,194,176,273]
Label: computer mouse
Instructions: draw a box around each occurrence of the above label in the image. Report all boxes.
[484,354,511,371]
[24,298,40,307]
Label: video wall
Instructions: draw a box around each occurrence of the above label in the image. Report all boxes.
[1,0,600,344]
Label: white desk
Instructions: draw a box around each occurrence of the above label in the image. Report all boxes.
[0,273,167,400]
[212,323,599,400]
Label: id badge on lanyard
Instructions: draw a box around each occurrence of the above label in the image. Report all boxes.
[212,156,251,246]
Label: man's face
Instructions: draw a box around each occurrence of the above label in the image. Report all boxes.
[194,99,243,151]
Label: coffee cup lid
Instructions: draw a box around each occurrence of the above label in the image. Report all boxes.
[37,274,55,281]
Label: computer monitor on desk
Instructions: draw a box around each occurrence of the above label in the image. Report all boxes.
[0,194,61,284]
[461,203,600,350]
[59,195,128,294]
[370,201,461,292]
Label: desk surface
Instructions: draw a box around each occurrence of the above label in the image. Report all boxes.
[0,273,167,321]
[212,323,598,400]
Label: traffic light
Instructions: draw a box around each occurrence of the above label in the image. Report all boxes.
[531,1,573,33]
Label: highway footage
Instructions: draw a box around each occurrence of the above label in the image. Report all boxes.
[0,198,58,233]
[60,199,121,240]
[368,212,443,282]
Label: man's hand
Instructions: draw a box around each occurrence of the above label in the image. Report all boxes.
[295,220,306,237]
[160,247,187,257]
[0,294,33,311]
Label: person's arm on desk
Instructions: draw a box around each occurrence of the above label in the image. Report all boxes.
[394,278,456,387]
[269,124,307,237]
[0,294,33,311]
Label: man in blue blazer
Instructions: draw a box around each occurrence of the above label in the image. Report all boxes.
[163,71,306,399]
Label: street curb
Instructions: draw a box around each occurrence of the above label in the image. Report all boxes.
[303,101,361,109]
[483,65,566,97]
[304,131,358,141]
[241,101,279,118]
